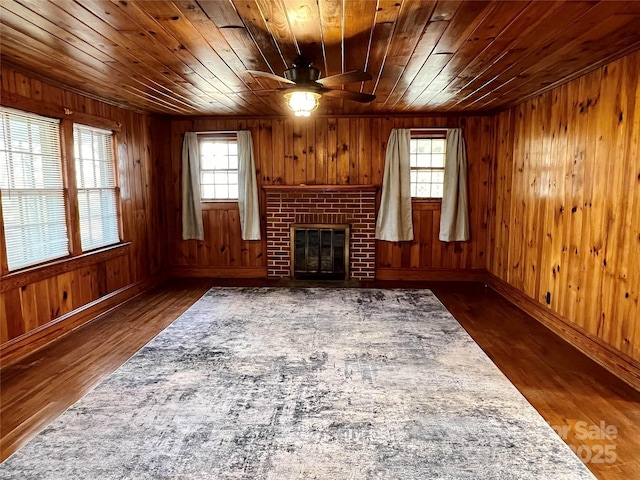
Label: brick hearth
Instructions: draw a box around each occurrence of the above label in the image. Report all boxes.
[264,185,377,279]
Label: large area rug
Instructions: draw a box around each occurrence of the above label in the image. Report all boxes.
[2,288,594,479]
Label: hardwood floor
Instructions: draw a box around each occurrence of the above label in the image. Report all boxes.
[1,279,639,479]
[428,282,640,480]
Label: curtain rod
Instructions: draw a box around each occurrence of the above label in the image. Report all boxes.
[195,130,238,134]
[194,128,452,134]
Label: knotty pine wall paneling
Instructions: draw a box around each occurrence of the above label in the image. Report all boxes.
[487,51,640,376]
[162,115,493,279]
[0,65,166,364]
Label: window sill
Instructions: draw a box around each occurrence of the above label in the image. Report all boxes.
[1,242,131,293]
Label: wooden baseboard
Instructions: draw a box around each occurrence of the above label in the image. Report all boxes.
[375,268,487,282]
[170,266,268,278]
[0,272,169,368]
[487,273,640,392]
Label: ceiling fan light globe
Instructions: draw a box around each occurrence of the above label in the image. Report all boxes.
[284,90,321,117]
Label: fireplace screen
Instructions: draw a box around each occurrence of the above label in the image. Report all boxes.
[291,224,350,280]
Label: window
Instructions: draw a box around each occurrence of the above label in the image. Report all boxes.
[73,124,119,251]
[0,107,69,270]
[0,107,122,272]
[198,134,238,200]
[410,133,447,198]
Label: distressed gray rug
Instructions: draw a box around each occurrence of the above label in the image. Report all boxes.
[2,288,594,479]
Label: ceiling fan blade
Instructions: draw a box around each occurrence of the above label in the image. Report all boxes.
[316,70,372,87]
[322,89,376,103]
[247,70,295,84]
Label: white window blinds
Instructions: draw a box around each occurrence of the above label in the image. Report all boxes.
[0,107,69,270]
[73,124,119,251]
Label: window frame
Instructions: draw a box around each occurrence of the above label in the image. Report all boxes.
[409,130,447,202]
[0,104,124,276]
[197,132,239,203]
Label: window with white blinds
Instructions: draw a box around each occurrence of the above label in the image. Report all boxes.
[0,107,69,271]
[73,124,119,251]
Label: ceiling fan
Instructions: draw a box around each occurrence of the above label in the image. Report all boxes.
[245,55,376,116]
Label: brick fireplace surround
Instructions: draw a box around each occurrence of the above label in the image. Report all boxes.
[264,185,377,279]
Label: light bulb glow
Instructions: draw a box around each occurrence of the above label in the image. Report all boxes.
[283,90,321,117]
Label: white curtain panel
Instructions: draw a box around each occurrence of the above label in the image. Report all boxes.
[439,128,470,242]
[375,128,414,242]
[181,132,204,240]
[237,130,261,240]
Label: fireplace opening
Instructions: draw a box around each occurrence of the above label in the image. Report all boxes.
[291,224,350,280]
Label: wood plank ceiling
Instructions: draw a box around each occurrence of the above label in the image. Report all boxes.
[1,0,640,116]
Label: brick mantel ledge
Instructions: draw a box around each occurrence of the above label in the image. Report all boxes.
[263,184,378,193]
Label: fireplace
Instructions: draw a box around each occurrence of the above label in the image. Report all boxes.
[291,224,350,280]
[264,185,377,280]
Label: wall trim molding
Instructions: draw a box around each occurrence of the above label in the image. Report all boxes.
[487,273,640,392]
[375,268,487,282]
[172,112,494,122]
[0,273,169,368]
[169,266,268,278]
